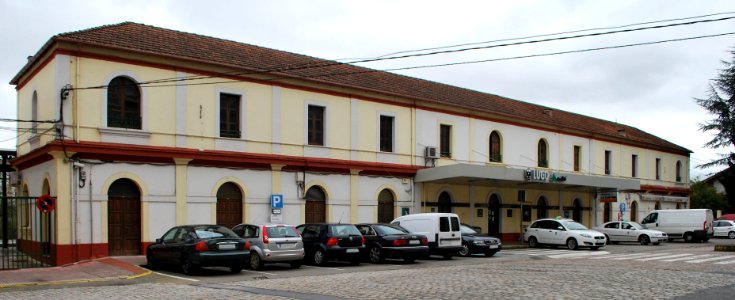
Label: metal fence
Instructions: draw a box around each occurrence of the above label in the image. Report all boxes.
[1,197,56,270]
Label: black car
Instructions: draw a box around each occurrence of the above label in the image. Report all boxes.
[458,223,502,257]
[296,223,365,266]
[356,223,429,263]
[146,224,249,275]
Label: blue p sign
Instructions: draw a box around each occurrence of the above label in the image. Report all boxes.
[271,194,283,209]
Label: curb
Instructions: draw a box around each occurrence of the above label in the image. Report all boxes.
[0,270,152,289]
[714,245,735,252]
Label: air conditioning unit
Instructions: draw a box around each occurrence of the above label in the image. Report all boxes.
[424,146,439,159]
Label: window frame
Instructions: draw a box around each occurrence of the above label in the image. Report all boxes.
[573,145,581,172]
[489,131,502,162]
[439,124,452,158]
[632,154,638,178]
[655,158,661,180]
[307,105,325,146]
[604,150,612,175]
[675,160,682,182]
[106,76,142,130]
[379,115,394,152]
[537,139,548,168]
[219,93,242,138]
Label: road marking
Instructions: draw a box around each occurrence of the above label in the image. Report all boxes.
[243,270,278,276]
[611,253,669,260]
[714,260,735,265]
[660,254,712,262]
[636,253,694,261]
[684,255,735,263]
[588,253,647,259]
[548,251,610,259]
[153,271,200,282]
[302,265,345,271]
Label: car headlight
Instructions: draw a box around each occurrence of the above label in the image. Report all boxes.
[580,233,592,238]
[473,240,484,245]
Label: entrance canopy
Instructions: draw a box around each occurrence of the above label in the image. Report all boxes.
[415,163,640,192]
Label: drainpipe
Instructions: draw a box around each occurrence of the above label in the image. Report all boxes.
[88,165,93,257]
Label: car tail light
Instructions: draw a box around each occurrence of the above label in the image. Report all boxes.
[243,240,251,250]
[704,220,708,231]
[362,236,366,245]
[195,241,209,252]
[326,237,338,246]
[392,239,407,247]
[421,237,429,245]
[262,226,269,244]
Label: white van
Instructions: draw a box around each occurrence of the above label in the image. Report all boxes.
[640,209,714,242]
[391,213,463,259]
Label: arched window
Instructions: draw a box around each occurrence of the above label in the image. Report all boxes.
[537,139,548,168]
[630,201,638,222]
[107,76,141,129]
[536,196,548,219]
[572,198,582,223]
[489,131,502,162]
[377,189,395,223]
[216,182,243,228]
[438,191,452,213]
[305,186,327,223]
[31,91,38,134]
[676,161,683,182]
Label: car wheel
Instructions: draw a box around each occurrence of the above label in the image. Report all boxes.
[403,256,417,263]
[313,249,327,266]
[684,233,695,243]
[229,265,242,274]
[729,231,735,239]
[290,261,302,269]
[181,257,199,275]
[639,235,650,245]
[528,237,539,248]
[566,238,578,250]
[442,253,453,260]
[249,252,264,270]
[484,251,497,257]
[369,246,384,263]
[146,253,158,270]
[458,244,470,256]
[604,234,611,244]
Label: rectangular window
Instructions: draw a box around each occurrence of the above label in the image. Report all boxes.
[604,150,612,175]
[573,146,581,172]
[656,158,661,180]
[219,93,240,138]
[379,115,394,152]
[439,124,452,157]
[632,155,638,178]
[308,105,325,146]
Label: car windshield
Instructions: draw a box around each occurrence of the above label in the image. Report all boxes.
[626,222,644,230]
[562,221,589,230]
[331,225,361,237]
[460,224,478,234]
[373,224,409,236]
[193,225,238,239]
[266,226,300,238]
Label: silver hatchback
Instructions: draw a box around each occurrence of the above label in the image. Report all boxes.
[232,223,305,270]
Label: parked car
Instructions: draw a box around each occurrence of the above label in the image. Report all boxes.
[355,223,429,263]
[295,223,365,266]
[524,218,606,250]
[391,213,463,259]
[593,221,667,245]
[231,223,305,270]
[716,214,735,221]
[713,220,735,239]
[458,223,502,257]
[146,224,249,275]
[640,209,714,242]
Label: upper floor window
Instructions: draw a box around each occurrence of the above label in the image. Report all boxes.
[604,150,612,175]
[676,160,682,182]
[632,154,638,178]
[489,131,502,162]
[107,76,141,129]
[379,115,394,152]
[31,91,38,134]
[308,105,325,146]
[219,93,241,138]
[655,158,661,180]
[573,145,581,172]
[440,124,452,157]
[537,139,548,168]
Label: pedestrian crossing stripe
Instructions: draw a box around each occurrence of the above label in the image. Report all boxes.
[661,254,712,262]
[684,255,735,263]
[505,249,735,266]
[636,253,694,261]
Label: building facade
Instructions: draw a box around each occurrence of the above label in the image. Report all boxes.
[10,23,691,265]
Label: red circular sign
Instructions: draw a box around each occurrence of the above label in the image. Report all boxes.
[36,195,55,213]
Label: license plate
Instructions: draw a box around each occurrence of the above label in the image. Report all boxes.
[346,248,359,253]
[489,245,498,249]
[219,244,236,250]
[409,240,420,245]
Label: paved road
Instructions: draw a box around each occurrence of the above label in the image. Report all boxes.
[2,239,734,299]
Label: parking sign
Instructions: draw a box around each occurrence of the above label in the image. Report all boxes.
[271,194,283,209]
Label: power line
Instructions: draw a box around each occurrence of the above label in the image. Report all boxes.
[0,118,58,123]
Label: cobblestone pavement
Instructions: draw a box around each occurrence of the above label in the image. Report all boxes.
[2,246,735,299]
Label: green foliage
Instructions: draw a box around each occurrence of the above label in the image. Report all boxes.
[695,48,735,168]
[689,180,729,212]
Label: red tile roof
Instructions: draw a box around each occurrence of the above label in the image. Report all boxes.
[12,22,690,154]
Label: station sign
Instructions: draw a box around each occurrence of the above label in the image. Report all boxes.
[524,169,567,183]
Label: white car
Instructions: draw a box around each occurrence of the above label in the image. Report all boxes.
[713,220,735,239]
[524,218,606,250]
[594,221,667,245]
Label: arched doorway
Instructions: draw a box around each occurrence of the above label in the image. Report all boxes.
[305,186,326,223]
[572,198,582,223]
[536,197,548,219]
[488,194,501,236]
[377,189,395,223]
[630,201,638,222]
[216,182,243,228]
[603,202,612,223]
[108,178,141,256]
[438,191,452,213]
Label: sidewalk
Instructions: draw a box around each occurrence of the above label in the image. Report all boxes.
[0,256,150,288]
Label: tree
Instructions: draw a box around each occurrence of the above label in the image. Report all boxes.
[689,180,729,213]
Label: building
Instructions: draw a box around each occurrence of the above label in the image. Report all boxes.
[10,22,691,265]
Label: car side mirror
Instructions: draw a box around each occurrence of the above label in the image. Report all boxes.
[156,238,162,244]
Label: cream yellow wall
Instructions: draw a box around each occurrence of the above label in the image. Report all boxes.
[16,57,59,156]
[353,100,413,163]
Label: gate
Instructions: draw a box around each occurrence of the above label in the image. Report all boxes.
[1,197,56,270]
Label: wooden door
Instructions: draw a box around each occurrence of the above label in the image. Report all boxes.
[305,200,325,223]
[108,196,141,256]
[217,198,243,228]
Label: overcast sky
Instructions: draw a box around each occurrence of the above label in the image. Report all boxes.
[1,0,733,180]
